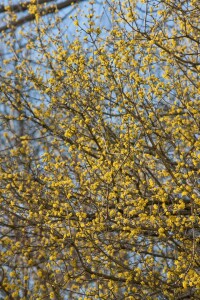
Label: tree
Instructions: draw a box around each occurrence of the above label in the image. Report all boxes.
[0,0,200,299]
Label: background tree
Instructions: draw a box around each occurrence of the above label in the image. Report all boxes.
[0,0,85,33]
[0,0,200,299]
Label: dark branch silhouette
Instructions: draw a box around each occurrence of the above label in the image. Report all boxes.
[0,0,85,33]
